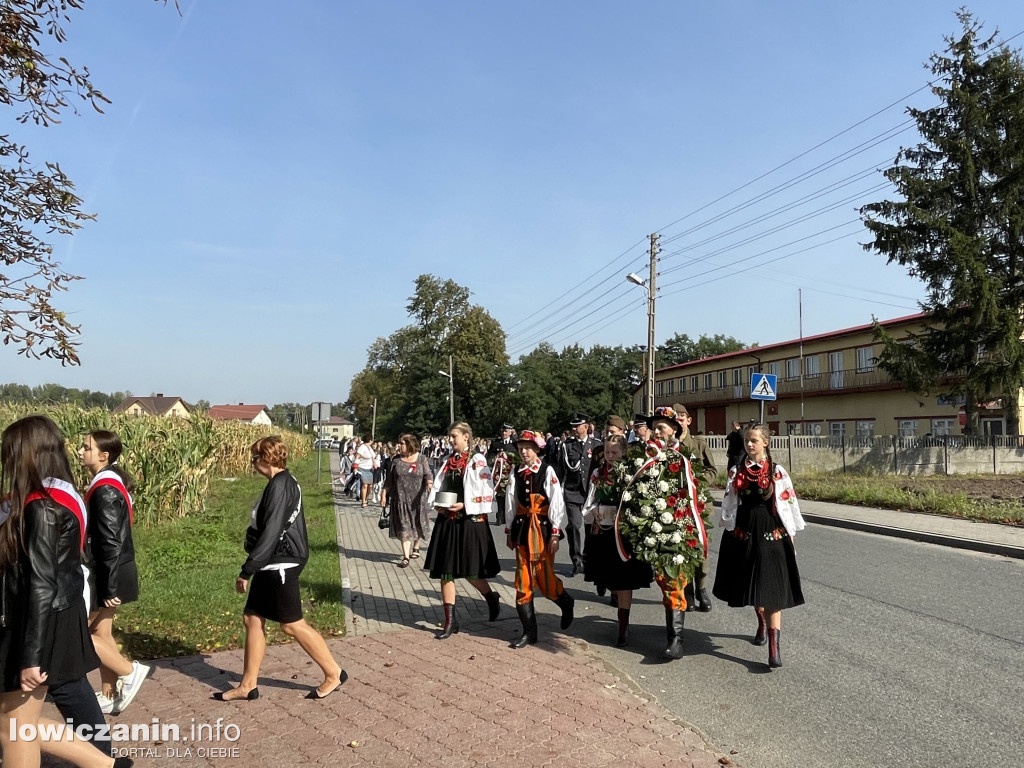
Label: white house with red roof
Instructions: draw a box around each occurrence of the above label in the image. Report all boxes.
[208,403,273,426]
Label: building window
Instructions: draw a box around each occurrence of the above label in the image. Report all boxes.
[656,381,664,397]
[856,421,874,438]
[785,358,800,380]
[768,361,780,378]
[805,422,823,436]
[898,420,918,437]
[748,366,758,384]
[804,355,820,378]
[829,422,846,439]
[717,370,727,388]
[703,373,713,390]
[787,422,802,435]
[931,418,954,436]
[732,367,744,385]
[856,346,875,373]
[666,379,674,395]
[689,375,698,393]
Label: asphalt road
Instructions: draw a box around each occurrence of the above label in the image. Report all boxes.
[554,521,1024,768]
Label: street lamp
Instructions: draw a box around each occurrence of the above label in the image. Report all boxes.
[626,271,656,415]
[438,354,454,426]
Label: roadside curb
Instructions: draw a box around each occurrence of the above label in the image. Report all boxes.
[802,513,1024,560]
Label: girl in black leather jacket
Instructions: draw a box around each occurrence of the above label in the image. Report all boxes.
[81,430,149,715]
[1,414,133,768]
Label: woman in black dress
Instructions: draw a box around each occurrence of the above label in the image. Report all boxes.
[220,436,346,701]
[583,435,653,647]
[424,422,501,638]
[713,423,805,669]
[0,415,131,767]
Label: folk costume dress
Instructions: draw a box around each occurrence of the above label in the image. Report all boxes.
[582,464,653,592]
[424,451,500,580]
[503,458,569,605]
[713,459,805,611]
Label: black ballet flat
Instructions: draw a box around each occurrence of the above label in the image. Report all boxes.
[213,687,259,702]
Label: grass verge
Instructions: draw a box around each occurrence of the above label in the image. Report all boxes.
[117,454,344,660]
[794,473,1024,526]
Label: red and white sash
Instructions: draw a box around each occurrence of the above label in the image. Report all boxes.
[25,477,88,551]
[85,470,134,527]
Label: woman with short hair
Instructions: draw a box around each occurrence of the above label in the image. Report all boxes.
[380,434,432,567]
[218,436,347,701]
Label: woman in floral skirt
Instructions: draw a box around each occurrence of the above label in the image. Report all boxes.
[423,422,501,638]
[380,434,432,567]
[713,422,805,669]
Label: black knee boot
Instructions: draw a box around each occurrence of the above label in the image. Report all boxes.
[437,603,459,640]
[484,591,501,621]
[768,628,783,668]
[615,607,630,647]
[664,606,685,659]
[511,602,537,649]
[554,591,575,630]
[753,609,767,646]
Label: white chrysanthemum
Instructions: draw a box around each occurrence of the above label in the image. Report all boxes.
[660,511,674,524]
[644,536,657,547]
[672,554,685,565]
[636,483,650,496]
[634,458,645,468]
[647,467,660,478]
[654,498,667,511]
[658,533,670,543]
[655,450,666,461]
[651,522,663,533]
[627,513,639,524]
[621,491,632,502]
[670,532,682,544]
[658,480,670,492]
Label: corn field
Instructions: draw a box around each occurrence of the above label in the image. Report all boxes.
[0,404,310,525]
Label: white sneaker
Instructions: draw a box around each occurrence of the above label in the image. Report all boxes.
[112,661,150,715]
[95,689,117,715]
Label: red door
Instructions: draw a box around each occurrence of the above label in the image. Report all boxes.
[704,406,727,436]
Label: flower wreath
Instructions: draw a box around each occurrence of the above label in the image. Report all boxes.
[611,440,712,581]
[490,448,521,493]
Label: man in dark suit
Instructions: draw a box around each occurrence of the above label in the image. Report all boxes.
[553,413,599,576]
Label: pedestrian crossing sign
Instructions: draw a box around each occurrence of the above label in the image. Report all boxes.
[750,373,777,401]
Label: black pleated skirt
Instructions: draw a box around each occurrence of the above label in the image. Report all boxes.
[584,527,654,591]
[0,605,99,692]
[712,500,804,611]
[424,514,500,580]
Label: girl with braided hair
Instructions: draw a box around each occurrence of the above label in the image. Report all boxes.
[713,423,805,669]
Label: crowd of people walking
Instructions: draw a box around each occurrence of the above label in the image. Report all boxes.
[360,407,806,668]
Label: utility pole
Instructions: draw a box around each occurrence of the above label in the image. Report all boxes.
[448,354,455,426]
[371,397,377,441]
[646,233,659,415]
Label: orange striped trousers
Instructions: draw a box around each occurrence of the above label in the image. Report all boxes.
[655,572,689,611]
[514,547,565,605]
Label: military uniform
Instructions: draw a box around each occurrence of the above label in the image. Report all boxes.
[553,417,600,575]
[674,408,718,612]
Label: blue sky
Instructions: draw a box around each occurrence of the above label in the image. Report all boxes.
[4,0,1024,407]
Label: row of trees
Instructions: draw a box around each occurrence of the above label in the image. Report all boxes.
[346,275,746,438]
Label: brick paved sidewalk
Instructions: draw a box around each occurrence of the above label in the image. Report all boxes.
[47,455,730,767]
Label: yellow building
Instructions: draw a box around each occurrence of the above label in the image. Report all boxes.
[639,313,1021,438]
[115,394,191,419]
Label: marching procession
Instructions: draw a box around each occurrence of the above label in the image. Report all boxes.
[374,406,807,669]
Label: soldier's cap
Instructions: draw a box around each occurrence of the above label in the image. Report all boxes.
[633,413,649,427]
[501,423,514,431]
[568,413,589,427]
[606,415,626,431]
[647,406,684,437]
[516,430,546,450]
[671,402,690,417]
